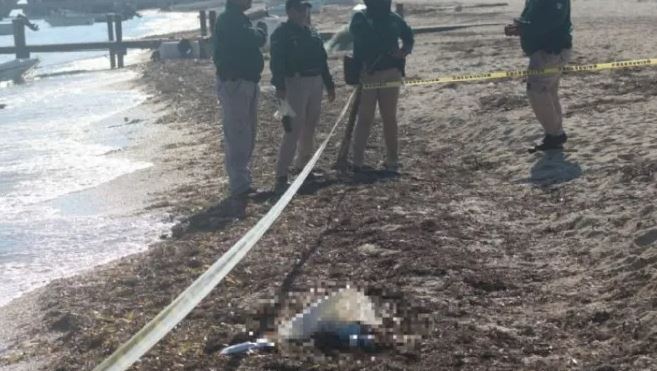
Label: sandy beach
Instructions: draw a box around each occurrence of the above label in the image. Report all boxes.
[2,0,657,370]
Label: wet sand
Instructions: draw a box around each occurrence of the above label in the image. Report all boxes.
[2,0,657,370]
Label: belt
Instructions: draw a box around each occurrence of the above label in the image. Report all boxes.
[219,74,258,83]
[220,77,257,82]
[291,70,321,78]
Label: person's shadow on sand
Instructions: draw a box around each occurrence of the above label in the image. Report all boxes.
[343,167,401,185]
[523,150,582,186]
[183,191,273,233]
[183,196,248,232]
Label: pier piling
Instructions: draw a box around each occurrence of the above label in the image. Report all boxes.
[106,14,116,69]
[114,15,124,68]
[12,19,28,59]
[200,10,207,37]
[209,11,217,36]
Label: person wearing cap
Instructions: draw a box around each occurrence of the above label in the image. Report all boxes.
[270,0,336,193]
[349,0,413,172]
[505,0,572,152]
[213,0,268,202]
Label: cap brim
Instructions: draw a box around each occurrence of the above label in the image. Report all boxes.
[294,2,312,8]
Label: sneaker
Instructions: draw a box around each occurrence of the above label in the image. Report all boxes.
[222,196,247,219]
[529,133,567,153]
[273,176,289,195]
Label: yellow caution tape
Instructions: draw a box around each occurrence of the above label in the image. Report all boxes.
[93,90,358,371]
[362,57,657,90]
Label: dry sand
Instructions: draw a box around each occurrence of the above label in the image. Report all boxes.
[2,0,657,370]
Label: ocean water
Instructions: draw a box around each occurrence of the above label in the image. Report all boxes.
[0,10,199,307]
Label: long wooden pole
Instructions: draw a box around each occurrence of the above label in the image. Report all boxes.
[335,86,362,173]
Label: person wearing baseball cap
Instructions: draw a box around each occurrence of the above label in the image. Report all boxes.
[270,0,336,194]
[286,0,312,11]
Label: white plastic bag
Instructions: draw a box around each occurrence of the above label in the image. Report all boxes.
[273,99,296,120]
[274,99,296,133]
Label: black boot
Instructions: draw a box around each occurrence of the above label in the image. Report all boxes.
[529,133,567,153]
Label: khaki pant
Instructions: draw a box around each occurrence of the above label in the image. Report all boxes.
[352,68,402,167]
[276,75,324,178]
[217,78,259,196]
[527,49,572,136]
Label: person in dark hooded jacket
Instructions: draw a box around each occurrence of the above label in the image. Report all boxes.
[349,0,413,172]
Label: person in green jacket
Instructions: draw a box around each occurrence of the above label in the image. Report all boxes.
[350,0,414,172]
[506,0,572,152]
[213,0,268,204]
[270,0,336,194]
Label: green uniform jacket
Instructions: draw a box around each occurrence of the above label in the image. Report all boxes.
[349,10,414,73]
[517,0,572,55]
[212,2,267,82]
[270,21,335,92]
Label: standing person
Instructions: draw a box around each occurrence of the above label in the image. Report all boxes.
[213,0,268,201]
[349,0,414,172]
[270,0,336,194]
[505,0,572,152]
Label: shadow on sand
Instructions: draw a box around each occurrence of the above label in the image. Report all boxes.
[521,150,582,186]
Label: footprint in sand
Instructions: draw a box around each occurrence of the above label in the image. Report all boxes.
[634,229,657,247]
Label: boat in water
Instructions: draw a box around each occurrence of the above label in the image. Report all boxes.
[0,58,39,82]
[45,10,94,27]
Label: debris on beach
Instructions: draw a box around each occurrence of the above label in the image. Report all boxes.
[157,39,202,60]
[219,338,275,356]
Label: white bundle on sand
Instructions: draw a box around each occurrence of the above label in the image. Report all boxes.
[278,287,382,340]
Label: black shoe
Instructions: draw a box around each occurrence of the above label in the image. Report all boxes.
[350,163,372,173]
[273,176,289,195]
[381,162,401,173]
[233,186,261,199]
[529,133,567,153]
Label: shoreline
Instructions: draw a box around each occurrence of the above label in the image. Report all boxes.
[0,75,181,305]
[0,62,213,368]
[2,1,657,370]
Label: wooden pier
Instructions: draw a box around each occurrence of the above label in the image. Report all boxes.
[0,6,504,69]
[0,10,218,69]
